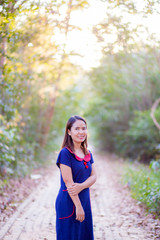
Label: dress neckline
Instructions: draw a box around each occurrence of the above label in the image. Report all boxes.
[66,147,91,162]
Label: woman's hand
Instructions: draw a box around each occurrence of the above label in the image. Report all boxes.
[67,183,83,196]
[76,205,85,222]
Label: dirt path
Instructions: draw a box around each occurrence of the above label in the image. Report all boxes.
[91,153,160,240]
[0,153,159,240]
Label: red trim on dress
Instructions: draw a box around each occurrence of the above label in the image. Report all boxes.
[66,147,91,162]
[59,205,75,219]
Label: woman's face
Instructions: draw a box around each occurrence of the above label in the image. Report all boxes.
[68,120,87,144]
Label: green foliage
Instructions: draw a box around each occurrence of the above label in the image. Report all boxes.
[150,159,160,172]
[0,0,90,179]
[123,109,160,161]
[0,111,38,178]
[122,161,160,216]
[1,0,160,185]
[87,0,160,164]
[46,82,88,151]
[87,50,160,162]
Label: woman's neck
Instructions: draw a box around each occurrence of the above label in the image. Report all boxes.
[73,142,85,158]
[73,141,81,151]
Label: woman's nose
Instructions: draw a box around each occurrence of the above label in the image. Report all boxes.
[79,129,83,134]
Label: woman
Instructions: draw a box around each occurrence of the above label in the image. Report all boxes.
[55,115,96,240]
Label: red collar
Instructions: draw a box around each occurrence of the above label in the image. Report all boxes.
[66,147,91,162]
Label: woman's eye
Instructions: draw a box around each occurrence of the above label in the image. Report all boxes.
[74,127,86,130]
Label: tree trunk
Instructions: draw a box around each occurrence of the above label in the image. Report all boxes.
[0,36,7,82]
[38,0,73,148]
[0,2,15,82]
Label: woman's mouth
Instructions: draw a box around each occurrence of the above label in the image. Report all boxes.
[78,136,85,139]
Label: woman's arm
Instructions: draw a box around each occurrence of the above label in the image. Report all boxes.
[67,164,96,196]
[60,164,85,222]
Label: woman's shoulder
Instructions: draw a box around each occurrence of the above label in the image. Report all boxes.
[56,147,72,167]
[59,147,71,155]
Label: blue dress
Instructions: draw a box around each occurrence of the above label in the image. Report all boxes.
[55,147,94,240]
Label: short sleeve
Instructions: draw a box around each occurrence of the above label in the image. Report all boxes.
[90,152,94,164]
[56,148,72,168]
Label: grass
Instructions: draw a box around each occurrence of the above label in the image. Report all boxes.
[122,160,160,218]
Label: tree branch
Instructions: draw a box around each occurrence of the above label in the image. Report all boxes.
[150,98,160,130]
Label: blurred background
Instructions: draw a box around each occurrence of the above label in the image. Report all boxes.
[1,0,160,178]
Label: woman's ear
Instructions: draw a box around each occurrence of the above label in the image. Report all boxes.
[68,129,71,136]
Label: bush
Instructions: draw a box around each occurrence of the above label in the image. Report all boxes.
[0,113,39,178]
[123,109,160,162]
[122,161,160,217]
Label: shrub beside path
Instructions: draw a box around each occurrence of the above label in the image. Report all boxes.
[0,153,159,240]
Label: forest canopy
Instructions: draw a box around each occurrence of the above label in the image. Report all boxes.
[1,0,160,178]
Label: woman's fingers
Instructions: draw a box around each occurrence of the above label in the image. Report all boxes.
[67,184,77,195]
[76,214,85,222]
[75,206,85,222]
[67,183,82,195]
[67,187,77,196]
